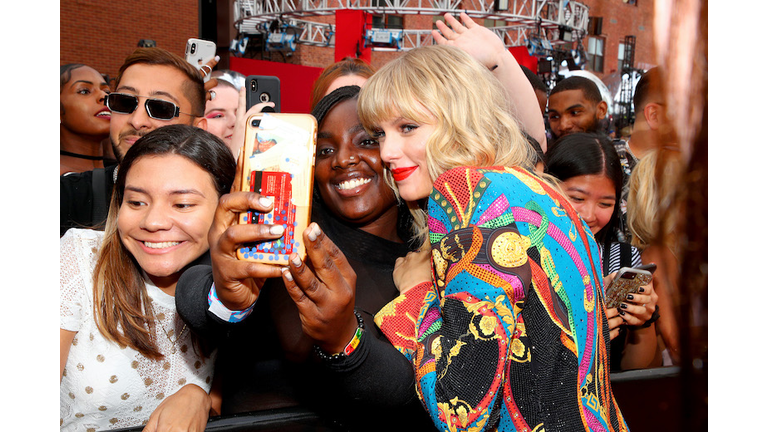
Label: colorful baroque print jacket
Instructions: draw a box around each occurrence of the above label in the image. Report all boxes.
[375,166,628,432]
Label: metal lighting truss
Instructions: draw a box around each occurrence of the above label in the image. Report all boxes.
[234,0,589,50]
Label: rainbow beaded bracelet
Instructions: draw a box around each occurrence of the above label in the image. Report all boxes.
[314,310,365,363]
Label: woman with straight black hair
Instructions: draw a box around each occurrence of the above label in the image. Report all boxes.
[545,132,661,371]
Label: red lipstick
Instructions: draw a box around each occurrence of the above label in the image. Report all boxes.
[390,166,417,182]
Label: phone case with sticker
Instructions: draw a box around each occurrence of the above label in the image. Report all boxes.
[237,113,317,265]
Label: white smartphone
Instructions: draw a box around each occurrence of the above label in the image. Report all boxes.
[185,38,216,81]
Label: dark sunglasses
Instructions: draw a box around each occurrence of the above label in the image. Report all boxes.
[105,93,193,120]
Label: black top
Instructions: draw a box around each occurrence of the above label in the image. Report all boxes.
[175,199,437,432]
[60,165,117,236]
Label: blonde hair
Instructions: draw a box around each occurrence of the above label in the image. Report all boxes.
[627,148,683,250]
[357,45,536,242]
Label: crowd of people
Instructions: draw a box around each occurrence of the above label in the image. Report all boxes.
[59,10,704,432]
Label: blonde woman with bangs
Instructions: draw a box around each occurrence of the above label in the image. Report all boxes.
[360,44,628,431]
[358,41,536,245]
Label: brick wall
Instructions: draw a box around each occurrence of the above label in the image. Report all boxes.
[579,0,657,78]
[60,0,199,83]
[60,1,657,89]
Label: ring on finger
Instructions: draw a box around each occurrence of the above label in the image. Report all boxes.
[200,64,212,75]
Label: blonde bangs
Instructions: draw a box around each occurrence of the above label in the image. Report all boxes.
[358,55,438,136]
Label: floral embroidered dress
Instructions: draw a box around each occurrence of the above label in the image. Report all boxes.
[375,167,628,432]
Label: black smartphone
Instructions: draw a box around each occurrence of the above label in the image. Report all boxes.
[246,75,280,113]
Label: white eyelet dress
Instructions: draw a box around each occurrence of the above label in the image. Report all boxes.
[60,229,216,431]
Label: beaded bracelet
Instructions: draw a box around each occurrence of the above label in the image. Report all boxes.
[314,310,365,363]
[628,305,660,330]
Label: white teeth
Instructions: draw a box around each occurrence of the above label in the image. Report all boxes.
[143,241,181,249]
[337,178,371,190]
[96,111,111,117]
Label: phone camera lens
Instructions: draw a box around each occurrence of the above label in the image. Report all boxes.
[251,119,261,127]
[250,80,257,91]
[190,43,196,54]
[259,93,270,103]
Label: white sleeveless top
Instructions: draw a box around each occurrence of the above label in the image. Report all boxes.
[60,229,216,430]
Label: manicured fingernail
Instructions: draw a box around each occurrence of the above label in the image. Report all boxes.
[619,310,625,316]
[259,196,273,208]
[269,225,284,236]
[291,254,302,267]
[620,303,628,309]
[214,55,221,62]
[307,223,322,242]
[282,268,293,281]
[626,294,634,300]
[638,287,645,293]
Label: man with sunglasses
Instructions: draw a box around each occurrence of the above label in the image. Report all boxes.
[60,47,209,236]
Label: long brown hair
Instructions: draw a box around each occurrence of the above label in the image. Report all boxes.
[91,125,235,359]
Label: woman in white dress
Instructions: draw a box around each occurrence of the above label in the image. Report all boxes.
[60,124,240,431]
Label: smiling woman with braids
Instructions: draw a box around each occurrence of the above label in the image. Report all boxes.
[174,84,436,431]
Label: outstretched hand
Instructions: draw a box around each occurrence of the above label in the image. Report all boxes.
[207,191,286,311]
[280,223,359,354]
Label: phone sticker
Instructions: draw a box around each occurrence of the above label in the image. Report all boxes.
[238,113,315,264]
[240,172,298,261]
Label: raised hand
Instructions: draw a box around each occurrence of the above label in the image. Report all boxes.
[207,191,285,311]
[280,223,359,354]
[433,12,506,70]
[432,12,547,149]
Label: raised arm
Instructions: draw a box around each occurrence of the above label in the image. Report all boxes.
[433,12,547,151]
[175,191,286,339]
